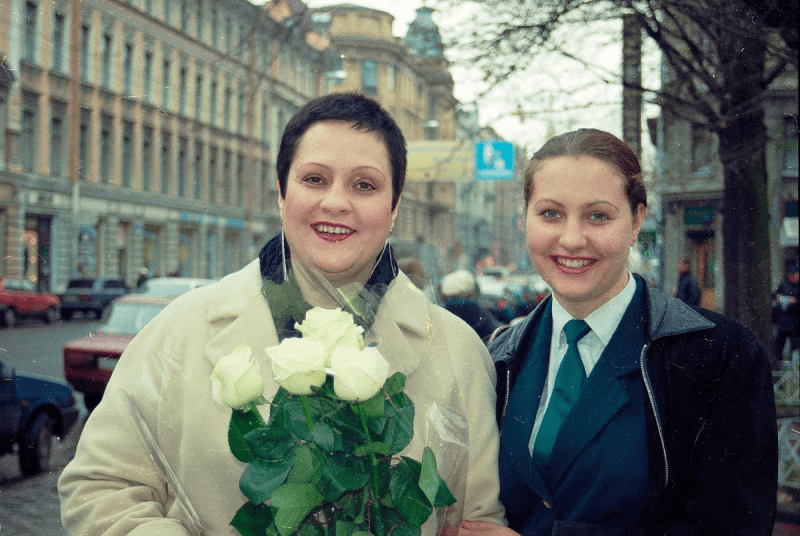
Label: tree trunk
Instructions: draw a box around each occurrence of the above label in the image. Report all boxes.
[718,34,776,367]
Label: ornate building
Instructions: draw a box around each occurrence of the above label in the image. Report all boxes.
[0,0,329,290]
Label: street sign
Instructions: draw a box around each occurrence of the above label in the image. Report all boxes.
[407,140,473,182]
[475,141,514,181]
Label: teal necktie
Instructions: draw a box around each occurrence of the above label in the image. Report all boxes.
[533,319,592,465]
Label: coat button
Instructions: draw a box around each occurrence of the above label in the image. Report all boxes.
[543,500,553,509]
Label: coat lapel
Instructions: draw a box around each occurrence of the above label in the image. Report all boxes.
[545,281,647,489]
[500,302,553,497]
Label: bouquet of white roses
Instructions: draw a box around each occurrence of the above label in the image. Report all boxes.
[211,307,455,536]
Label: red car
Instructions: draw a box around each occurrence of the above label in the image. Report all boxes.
[0,277,61,327]
[63,294,173,410]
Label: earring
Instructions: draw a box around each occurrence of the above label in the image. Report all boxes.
[281,226,288,281]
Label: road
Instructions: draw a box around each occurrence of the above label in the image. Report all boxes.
[0,316,99,379]
[0,317,94,536]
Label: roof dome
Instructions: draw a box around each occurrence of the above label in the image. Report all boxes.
[404,7,444,58]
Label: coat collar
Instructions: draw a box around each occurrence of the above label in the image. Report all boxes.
[202,260,432,378]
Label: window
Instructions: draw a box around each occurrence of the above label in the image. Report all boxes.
[194,141,203,199]
[237,153,245,206]
[24,2,38,62]
[210,79,217,126]
[50,103,66,176]
[238,87,246,135]
[224,85,231,131]
[196,1,204,40]
[783,116,798,174]
[180,1,190,33]
[162,57,171,109]
[223,150,231,204]
[100,114,114,183]
[142,126,154,191]
[124,41,134,95]
[163,0,172,25]
[122,121,134,187]
[52,12,66,72]
[179,64,187,115]
[225,16,232,54]
[195,73,203,120]
[101,32,113,89]
[209,145,218,204]
[387,64,395,91]
[361,60,377,96]
[145,0,154,14]
[178,137,188,196]
[691,124,713,174]
[261,160,270,212]
[261,99,268,143]
[161,132,172,194]
[210,8,218,46]
[143,50,153,102]
[80,23,91,82]
[79,108,91,180]
[21,109,36,171]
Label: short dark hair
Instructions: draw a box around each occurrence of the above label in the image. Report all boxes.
[524,128,647,215]
[276,92,407,208]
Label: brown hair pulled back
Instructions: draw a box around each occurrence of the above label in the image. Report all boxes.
[524,128,647,215]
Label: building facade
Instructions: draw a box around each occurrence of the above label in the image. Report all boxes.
[658,65,798,311]
[314,5,526,282]
[0,0,329,291]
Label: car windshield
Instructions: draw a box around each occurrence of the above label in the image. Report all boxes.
[67,279,94,289]
[101,302,165,335]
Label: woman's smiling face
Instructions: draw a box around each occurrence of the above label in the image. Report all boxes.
[279,120,397,288]
[526,155,646,318]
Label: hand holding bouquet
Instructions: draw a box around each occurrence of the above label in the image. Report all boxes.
[211,307,455,536]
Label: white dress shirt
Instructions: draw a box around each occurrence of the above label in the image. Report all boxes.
[528,273,637,455]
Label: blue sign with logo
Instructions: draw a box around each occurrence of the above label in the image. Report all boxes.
[475,141,514,181]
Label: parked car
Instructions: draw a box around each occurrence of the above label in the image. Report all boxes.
[0,360,80,476]
[63,294,173,410]
[60,276,129,320]
[0,277,61,327]
[136,276,215,297]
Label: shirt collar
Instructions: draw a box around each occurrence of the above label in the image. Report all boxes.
[551,272,637,346]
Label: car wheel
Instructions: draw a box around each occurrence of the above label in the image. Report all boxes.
[44,307,59,324]
[19,412,55,476]
[84,393,103,412]
[2,308,16,328]
[61,309,73,321]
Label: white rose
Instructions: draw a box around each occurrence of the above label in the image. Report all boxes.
[296,307,364,356]
[210,345,266,409]
[327,346,390,402]
[268,337,327,395]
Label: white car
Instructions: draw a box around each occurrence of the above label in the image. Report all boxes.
[135,277,215,297]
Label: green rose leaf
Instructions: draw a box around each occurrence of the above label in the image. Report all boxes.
[382,372,406,397]
[262,274,312,332]
[271,483,325,536]
[382,392,415,455]
[245,427,294,461]
[313,421,336,453]
[335,520,360,536]
[419,448,456,507]
[389,457,432,526]
[358,393,385,418]
[230,501,276,536]
[229,409,267,463]
[240,454,295,505]
[273,399,313,441]
[320,464,370,501]
[380,508,421,536]
[288,444,318,484]
[353,441,392,457]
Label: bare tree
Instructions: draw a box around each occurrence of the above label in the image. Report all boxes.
[441,0,798,358]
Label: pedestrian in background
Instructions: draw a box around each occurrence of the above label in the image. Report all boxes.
[773,260,799,364]
[454,128,777,536]
[674,256,701,306]
[440,269,503,341]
